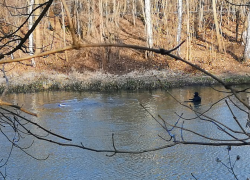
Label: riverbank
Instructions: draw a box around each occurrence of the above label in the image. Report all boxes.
[2,0,250,94]
[1,69,249,93]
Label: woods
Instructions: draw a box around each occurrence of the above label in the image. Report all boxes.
[0,0,250,74]
[0,0,250,179]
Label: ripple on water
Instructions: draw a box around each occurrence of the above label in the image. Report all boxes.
[3,88,250,179]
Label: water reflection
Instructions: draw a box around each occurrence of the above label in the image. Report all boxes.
[1,86,250,179]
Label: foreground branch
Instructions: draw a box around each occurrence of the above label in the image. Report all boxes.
[0,100,37,116]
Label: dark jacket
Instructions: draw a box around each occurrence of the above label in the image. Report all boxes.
[189,92,201,102]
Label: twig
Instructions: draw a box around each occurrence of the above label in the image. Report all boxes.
[224,0,250,7]
[228,96,249,114]
[181,121,185,141]
[0,64,9,100]
[5,0,53,56]
[191,173,198,180]
[158,114,248,143]
[0,100,37,117]
[225,100,247,135]
[106,133,117,157]
[0,107,71,141]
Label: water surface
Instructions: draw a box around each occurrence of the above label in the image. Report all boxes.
[1,86,250,180]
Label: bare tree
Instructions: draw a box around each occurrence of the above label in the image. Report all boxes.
[244,5,250,61]
[145,0,153,50]
[0,0,250,179]
[0,0,53,59]
[176,0,182,55]
[224,0,250,61]
[28,0,36,66]
[35,0,42,54]
[212,0,224,52]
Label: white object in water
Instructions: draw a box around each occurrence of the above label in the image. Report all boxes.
[59,103,69,107]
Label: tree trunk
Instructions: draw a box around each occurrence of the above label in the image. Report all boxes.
[61,2,68,62]
[75,0,81,38]
[132,0,136,26]
[99,0,106,70]
[35,0,41,54]
[212,0,223,53]
[139,0,145,23]
[194,0,203,39]
[28,0,36,67]
[87,0,92,36]
[145,0,153,49]
[199,0,204,34]
[99,0,104,42]
[186,0,191,60]
[244,11,250,61]
[236,10,240,42]
[123,0,127,16]
[176,0,182,55]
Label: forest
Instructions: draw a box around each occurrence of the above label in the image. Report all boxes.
[1,1,250,179]
[0,0,250,77]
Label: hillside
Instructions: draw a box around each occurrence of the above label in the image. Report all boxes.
[1,0,250,91]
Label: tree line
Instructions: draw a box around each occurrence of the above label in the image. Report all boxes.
[0,0,250,67]
[0,1,250,179]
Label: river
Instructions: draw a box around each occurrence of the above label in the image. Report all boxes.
[1,86,250,180]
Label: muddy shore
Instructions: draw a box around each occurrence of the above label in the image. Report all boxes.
[1,69,250,93]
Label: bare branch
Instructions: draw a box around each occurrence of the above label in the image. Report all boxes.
[4,0,54,57]
[224,0,250,7]
[225,100,247,134]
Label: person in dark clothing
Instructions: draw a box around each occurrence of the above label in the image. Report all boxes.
[189,92,201,102]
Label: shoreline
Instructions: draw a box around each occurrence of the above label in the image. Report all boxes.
[2,70,250,93]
